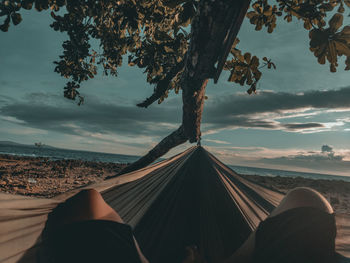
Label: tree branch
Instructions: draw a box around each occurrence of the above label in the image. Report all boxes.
[117,0,251,175]
[114,125,187,176]
[137,59,185,108]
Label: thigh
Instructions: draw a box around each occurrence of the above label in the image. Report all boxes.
[270,187,333,217]
[53,189,124,226]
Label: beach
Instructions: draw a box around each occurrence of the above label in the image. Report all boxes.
[0,154,349,214]
[244,174,350,214]
[0,154,126,198]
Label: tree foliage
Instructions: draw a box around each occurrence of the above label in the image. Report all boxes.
[1,0,192,105]
[1,0,349,102]
[225,0,350,94]
[1,0,350,172]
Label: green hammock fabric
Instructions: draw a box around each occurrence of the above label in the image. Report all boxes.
[0,146,349,263]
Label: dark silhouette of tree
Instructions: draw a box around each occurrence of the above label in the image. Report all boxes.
[1,0,350,174]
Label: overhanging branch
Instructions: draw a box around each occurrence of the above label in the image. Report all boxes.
[137,60,185,108]
[117,0,251,175]
[114,125,187,176]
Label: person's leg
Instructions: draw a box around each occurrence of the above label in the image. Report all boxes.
[269,187,333,217]
[223,187,334,263]
[51,189,149,263]
[55,188,124,225]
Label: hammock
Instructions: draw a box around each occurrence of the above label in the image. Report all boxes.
[0,146,349,263]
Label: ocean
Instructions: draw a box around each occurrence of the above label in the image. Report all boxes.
[0,144,139,164]
[229,165,350,183]
[1,143,350,183]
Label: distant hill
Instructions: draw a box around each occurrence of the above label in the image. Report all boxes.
[0,141,57,149]
[0,141,24,146]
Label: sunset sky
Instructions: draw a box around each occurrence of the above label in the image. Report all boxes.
[1,9,350,177]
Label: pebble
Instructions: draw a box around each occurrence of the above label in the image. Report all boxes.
[27,178,37,184]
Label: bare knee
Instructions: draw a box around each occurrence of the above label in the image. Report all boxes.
[287,187,333,213]
[73,188,103,204]
[271,187,333,217]
[58,188,123,224]
[77,188,100,196]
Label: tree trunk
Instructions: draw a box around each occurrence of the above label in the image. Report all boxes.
[116,0,250,176]
[115,126,187,175]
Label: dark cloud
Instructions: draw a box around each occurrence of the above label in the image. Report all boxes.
[1,86,350,140]
[203,116,278,129]
[0,94,15,104]
[204,86,350,119]
[281,123,324,130]
[202,86,350,132]
[0,98,181,138]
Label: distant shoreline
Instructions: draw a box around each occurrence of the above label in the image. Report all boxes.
[1,142,349,182]
[0,140,138,158]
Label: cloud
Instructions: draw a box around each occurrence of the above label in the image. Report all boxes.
[0,95,181,141]
[0,116,25,124]
[205,87,350,117]
[206,144,350,177]
[259,145,350,176]
[202,86,350,133]
[1,86,350,146]
[203,139,230,145]
[281,123,324,130]
[0,94,15,104]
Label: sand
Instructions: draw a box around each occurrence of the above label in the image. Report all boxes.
[0,154,349,214]
[243,174,350,214]
[0,154,126,198]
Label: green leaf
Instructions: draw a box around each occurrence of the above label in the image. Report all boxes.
[345,57,350,70]
[246,11,256,19]
[329,13,343,32]
[318,54,326,64]
[330,63,337,72]
[11,13,22,25]
[251,56,259,67]
[304,20,312,30]
[164,46,174,53]
[334,41,350,56]
[338,3,345,13]
[344,0,350,8]
[329,42,337,62]
[244,53,251,63]
[340,26,350,40]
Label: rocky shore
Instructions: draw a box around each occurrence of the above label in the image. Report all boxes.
[243,174,350,214]
[0,154,349,214]
[0,154,126,197]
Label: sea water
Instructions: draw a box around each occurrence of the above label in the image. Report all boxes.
[0,144,139,164]
[229,165,350,183]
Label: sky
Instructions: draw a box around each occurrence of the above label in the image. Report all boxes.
[0,9,350,177]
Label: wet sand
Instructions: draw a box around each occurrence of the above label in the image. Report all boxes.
[0,154,349,214]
